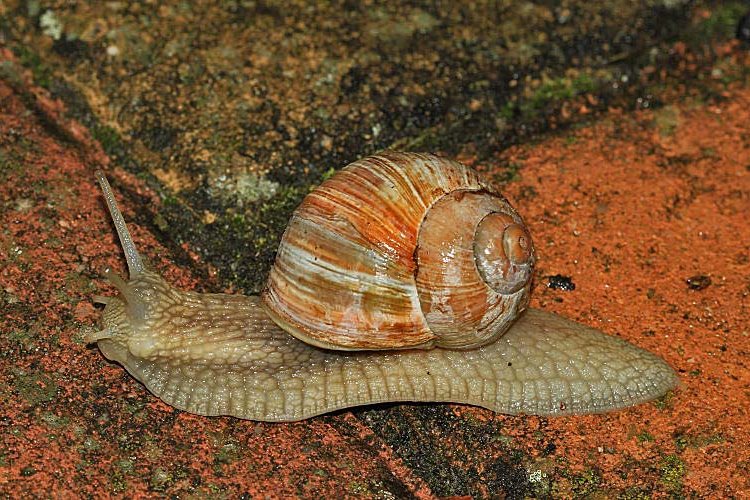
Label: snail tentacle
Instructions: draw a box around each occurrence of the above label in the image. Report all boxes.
[92,295,111,305]
[95,170,144,277]
[84,328,114,343]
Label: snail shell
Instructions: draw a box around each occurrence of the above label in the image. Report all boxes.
[86,152,678,422]
[262,152,534,350]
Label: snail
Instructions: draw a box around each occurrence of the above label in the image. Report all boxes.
[86,151,678,422]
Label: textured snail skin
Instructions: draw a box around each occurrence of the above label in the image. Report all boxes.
[91,271,678,421]
[87,159,678,422]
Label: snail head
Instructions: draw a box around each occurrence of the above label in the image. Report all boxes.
[85,171,175,364]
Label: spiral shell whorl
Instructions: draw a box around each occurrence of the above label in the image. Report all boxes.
[415,190,534,349]
[474,213,534,295]
[261,152,534,350]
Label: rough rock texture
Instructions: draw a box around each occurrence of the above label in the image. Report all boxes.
[1,2,749,497]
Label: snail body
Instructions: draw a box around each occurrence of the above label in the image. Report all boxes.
[87,152,677,422]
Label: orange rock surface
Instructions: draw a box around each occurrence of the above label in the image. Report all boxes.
[1,57,748,498]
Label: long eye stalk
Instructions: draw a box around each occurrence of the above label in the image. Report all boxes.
[95,170,145,278]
